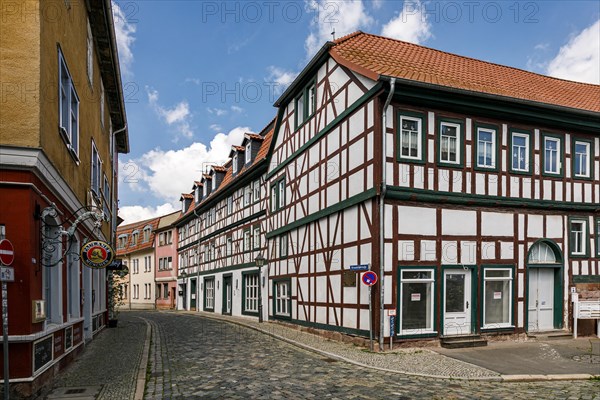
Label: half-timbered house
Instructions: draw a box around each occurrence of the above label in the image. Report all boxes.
[176,122,274,319]
[264,31,599,348]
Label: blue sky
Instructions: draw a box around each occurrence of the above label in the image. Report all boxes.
[112,0,600,224]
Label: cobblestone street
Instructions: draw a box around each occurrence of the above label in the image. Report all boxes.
[140,312,600,400]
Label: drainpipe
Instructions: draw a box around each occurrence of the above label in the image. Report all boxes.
[380,78,396,351]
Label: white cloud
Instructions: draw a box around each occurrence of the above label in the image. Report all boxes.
[266,66,298,95]
[111,1,136,77]
[206,107,228,116]
[305,0,374,58]
[546,19,600,84]
[209,123,222,132]
[231,105,244,113]
[372,0,384,10]
[119,203,179,226]
[147,88,193,140]
[381,0,432,44]
[121,127,252,204]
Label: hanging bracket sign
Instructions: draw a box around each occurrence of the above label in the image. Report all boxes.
[80,240,115,269]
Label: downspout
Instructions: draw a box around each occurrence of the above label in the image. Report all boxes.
[380,78,396,351]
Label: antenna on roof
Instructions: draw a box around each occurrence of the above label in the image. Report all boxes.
[331,28,336,41]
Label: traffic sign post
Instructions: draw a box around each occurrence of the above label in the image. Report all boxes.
[0,239,14,400]
[361,271,378,352]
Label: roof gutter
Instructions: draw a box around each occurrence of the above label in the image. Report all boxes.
[379,75,600,120]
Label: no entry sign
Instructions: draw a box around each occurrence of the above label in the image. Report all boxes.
[0,240,14,266]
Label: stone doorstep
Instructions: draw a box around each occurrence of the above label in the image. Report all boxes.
[46,386,103,400]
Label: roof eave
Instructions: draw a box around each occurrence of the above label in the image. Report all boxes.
[274,42,334,107]
[378,74,600,120]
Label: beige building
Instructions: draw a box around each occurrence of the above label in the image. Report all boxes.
[0,0,129,395]
[116,217,161,310]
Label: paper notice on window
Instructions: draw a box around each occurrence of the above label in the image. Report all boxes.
[493,292,502,300]
[411,293,421,301]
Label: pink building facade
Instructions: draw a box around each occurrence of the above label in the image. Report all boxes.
[155,212,180,309]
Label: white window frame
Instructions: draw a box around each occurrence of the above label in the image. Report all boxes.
[544,136,561,174]
[59,49,79,158]
[511,132,530,172]
[243,273,259,313]
[227,196,233,214]
[232,153,238,174]
[278,179,285,209]
[570,220,586,256]
[226,236,233,257]
[86,20,93,85]
[477,127,496,168]
[574,141,591,178]
[211,174,216,191]
[100,79,105,128]
[245,185,252,206]
[244,230,251,252]
[399,116,422,160]
[279,234,287,258]
[253,226,260,249]
[399,269,435,336]
[205,279,215,310]
[253,180,260,202]
[439,122,460,164]
[245,142,252,164]
[274,280,291,317]
[91,140,102,196]
[482,267,513,329]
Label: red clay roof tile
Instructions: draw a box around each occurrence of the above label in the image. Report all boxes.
[330,31,600,113]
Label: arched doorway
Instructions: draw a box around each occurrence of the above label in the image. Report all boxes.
[527,240,563,332]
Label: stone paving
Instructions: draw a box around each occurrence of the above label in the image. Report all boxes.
[141,311,600,399]
[192,311,498,379]
[40,312,147,400]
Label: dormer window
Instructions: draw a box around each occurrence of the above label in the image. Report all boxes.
[245,142,251,164]
[212,174,216,191]
[131,231,139,246]
[143,226,151,243]
[203,183,207,197]
[232,153,238,175]
[181,199,186,213]
[195,186,200,203]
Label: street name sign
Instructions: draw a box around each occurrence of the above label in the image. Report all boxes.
[349,264,369,271]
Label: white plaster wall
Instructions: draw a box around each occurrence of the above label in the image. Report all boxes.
[398,206,437,235]
[442,210,476,236]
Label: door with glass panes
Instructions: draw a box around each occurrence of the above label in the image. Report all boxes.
[223,275,232,315]
[443,269,472,336]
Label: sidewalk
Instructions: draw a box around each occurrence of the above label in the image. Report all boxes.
[190,311,600,382]
[39,313,148,400]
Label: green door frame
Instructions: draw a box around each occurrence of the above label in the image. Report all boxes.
[222,274,233,315]
[190,278,197,310]
[525,239,564,331]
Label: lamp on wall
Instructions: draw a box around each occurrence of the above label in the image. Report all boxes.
[255,253,266,323]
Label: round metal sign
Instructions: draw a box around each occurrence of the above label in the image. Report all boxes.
[362,271,378,286]
[0,239,15,266]
[80,240,115,269]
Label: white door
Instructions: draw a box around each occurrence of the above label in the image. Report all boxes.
[443,270,472,336]
[528,269,554,331]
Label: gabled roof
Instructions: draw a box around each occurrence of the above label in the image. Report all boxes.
[328,31,599,113]
[229,145,245,157]
[116,216,161,255]
[175,121,275,223]
[180,193,193,201]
